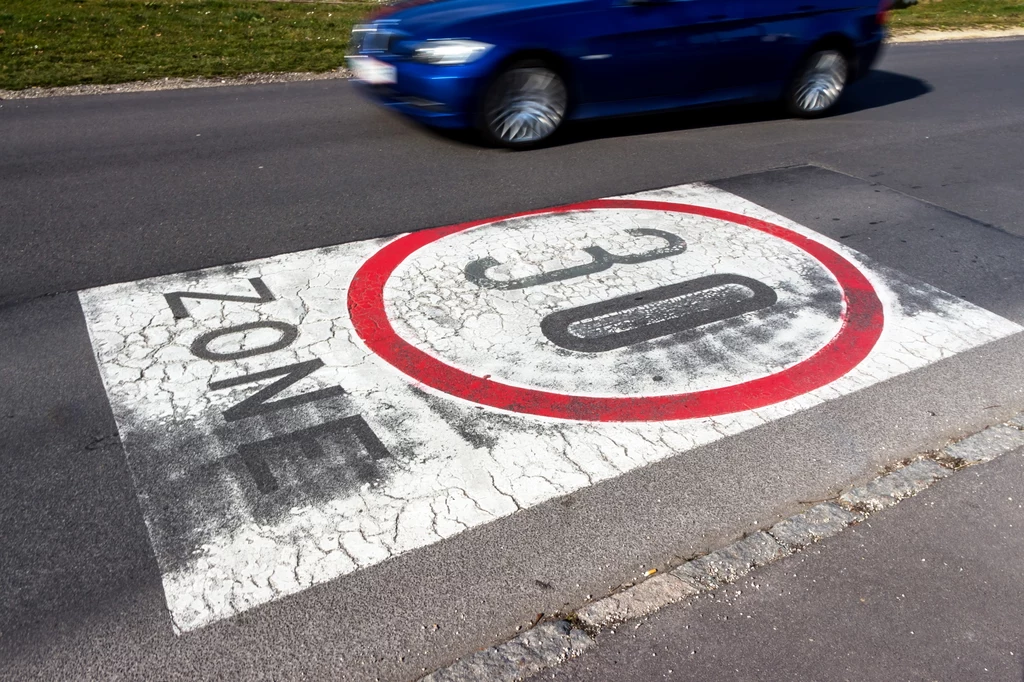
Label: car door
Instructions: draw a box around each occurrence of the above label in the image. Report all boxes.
[711,0,778,99]
[728,0,851,95]
[574,0,734,109]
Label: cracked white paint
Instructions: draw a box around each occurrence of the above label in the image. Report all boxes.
[390,195,840,395]
[79,183,1022,632]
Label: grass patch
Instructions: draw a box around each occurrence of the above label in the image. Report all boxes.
[891,0,1024,31]
[3,0,1022,90]
[0,0,377,90]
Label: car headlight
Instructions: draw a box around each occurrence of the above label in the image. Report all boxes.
[412,40,494,65]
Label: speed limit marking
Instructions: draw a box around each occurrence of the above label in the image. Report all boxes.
[348,199,884,421]
[80,182,1022,633]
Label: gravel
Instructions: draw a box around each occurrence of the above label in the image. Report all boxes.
[0,68,352,101]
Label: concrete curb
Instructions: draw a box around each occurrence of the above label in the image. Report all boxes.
[889,28,1024,44]
[419,415,1024,682]
[0,69,351,101]
[421,621,594,682]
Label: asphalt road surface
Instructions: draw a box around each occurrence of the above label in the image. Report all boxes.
[2,37,1024,681]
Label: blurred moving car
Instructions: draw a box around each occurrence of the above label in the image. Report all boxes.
[348,0,889,148]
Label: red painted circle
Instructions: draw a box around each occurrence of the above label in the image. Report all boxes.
[348,199,884,422]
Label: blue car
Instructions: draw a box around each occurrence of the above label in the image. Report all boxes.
[348,0,889,148]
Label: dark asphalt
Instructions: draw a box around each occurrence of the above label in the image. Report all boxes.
[2,39,1023,308]
[2,38,1024,681]
[535,446,1024,682]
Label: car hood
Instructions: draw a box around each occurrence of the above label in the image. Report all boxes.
[370,0,588,37]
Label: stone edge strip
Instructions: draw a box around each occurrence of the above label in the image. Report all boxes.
[889,27,1024,44]
[5,29,1024,101]
[0,68,351,101]
[420,414,1024,682]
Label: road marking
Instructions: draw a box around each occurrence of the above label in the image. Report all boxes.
[349,198,884,421]
[79,183,1021,632]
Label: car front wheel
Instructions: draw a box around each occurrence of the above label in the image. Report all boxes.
[787,49,849,118]
[481,63,568,149]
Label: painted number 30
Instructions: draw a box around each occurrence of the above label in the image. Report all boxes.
[464,229,778,352]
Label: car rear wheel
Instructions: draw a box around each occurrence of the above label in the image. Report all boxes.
[482,63,568,149]
[787,49,849,118]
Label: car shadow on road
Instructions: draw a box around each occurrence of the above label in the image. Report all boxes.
[559,69,932,146]
[426,70,931,150]
[831,69,933,115]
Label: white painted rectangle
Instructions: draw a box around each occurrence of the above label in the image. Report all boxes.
[79,184,1022,632]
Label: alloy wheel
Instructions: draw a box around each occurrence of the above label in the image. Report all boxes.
[485,66,568,147]
[793,50,848,115]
